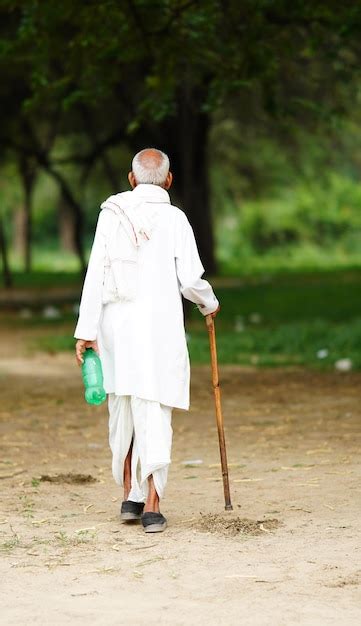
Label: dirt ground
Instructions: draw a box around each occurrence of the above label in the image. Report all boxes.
[0,324,360,625]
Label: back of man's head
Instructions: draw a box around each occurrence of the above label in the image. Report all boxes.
[132,148,170,186]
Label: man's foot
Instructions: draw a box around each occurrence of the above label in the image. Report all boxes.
[141,512,167,533]
[120,500,145,522]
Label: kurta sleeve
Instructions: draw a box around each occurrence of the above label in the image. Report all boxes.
[74,209,110,340]
[175,211,219,316]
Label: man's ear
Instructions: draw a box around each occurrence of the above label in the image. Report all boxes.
[128,171,136,188]
[164,171,173,190]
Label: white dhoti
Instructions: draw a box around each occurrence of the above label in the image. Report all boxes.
[108,394,173,501]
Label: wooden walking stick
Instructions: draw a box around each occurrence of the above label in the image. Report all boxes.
[206,314,233,511]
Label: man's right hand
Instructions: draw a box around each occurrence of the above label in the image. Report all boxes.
[210,305,220,318]
[75,339,99,366]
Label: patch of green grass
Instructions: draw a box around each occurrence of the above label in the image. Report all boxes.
[198,270,361,323]
[0,535,20,552]
[55,531,70,546]
[19,495,35,519]
[6,270,82,289]
[33,335,75,353]
[54,529,97,546]
[74,529,97,543]
[22,270,361,370]
[187,319,361,369]
[31,317,361,370]
[4,312,77,328]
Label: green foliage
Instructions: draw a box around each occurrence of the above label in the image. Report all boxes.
[243,174,361,247]
[2,0,361,277]
[2,1,361,130]
[215,172,361,274]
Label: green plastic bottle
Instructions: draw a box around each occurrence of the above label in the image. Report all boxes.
[81,348,106,405]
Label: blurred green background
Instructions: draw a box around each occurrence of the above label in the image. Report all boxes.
[1,1,360,370]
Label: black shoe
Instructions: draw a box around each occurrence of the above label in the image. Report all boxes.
[120,500,145,521]
[141,512,167,533]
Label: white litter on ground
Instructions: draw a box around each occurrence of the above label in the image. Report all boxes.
[42,305,61,319]
[317,349,329,359]
[335,358,352,372]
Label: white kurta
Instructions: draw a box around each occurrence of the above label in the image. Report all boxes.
[74,184,219,410]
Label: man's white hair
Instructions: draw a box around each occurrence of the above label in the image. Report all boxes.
[132,148,170,186]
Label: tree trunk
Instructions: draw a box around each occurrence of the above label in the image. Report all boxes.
[13,206,27,259]
[177,92,216,274]
[0,217,12,287]
[80,105,120,189]
[144,88,216,274]
[58,196,76,252]
[18,156,36,272]
[57,182,86,275]
[42,164,86,274]
[23,175,33,273]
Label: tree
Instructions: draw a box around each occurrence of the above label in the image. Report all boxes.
[1,0,361,274]
[0,217,12,287]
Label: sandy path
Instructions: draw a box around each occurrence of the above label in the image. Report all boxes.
[0,346,360,625]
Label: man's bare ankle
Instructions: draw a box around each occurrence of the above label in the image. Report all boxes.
[144,499,160,513]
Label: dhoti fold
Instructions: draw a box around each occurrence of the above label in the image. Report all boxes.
[108,394,173,501]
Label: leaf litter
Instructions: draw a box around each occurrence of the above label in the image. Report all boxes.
[196,514,281,537]
[40,473,97,484]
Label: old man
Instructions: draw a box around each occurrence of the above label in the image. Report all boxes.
[74,148,219,533]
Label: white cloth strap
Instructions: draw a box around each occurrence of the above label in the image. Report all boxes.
[101,190,164,245]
